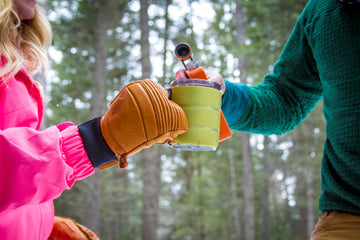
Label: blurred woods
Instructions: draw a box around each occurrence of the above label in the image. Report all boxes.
[44,0,324,239]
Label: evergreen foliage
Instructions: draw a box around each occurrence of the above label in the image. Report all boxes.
[46,0,325,239]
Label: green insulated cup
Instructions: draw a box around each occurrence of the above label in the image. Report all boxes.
[169,79,222,151]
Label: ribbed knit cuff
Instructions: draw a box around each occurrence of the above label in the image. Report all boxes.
[78,117,117,168]
[221,80,250,125]
[58,123,95,181]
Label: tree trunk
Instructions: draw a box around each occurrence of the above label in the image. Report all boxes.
[92,0,109,117]
[182,151,194,236]
[161,0,171,85]
[229,141,242,239]
[140,0,151,79]
[306,170,315,238]
[296,165,307,239]
[84,0,110,235]
[235,1,255,239]
[241,133,255,240]
[305,121,315,238]
[120,170,130,238]
[261,136,271,240]
[292,128,306,239]
[108,169,129,239]
[140,0,161,239]
[197,161,205,240]
[142,148,161,240]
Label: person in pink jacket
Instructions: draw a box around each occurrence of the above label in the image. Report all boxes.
[0,0,188,239]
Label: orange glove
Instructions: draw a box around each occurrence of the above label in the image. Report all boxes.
[49,216,99,240]
[98,79,188,169]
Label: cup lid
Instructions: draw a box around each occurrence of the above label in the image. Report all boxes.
[170,79,221,90]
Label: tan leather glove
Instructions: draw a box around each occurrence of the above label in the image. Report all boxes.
[50,216,99,240]
[99,79,188,169]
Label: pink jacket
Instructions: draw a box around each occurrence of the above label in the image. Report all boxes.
[0,67,95,239]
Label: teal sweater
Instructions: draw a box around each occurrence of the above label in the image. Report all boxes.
[222,0,360,213]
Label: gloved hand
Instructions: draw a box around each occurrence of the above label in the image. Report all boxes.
[78,79,188,169]
[50,216,99,240]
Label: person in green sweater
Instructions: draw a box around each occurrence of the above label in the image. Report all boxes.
[176,0,360,239]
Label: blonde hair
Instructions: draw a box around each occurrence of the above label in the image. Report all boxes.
[0,0,52,83]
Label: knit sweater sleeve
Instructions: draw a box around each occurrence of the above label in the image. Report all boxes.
[229,1,323,135]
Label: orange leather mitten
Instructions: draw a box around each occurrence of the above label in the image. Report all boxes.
[98,79,188,169]
[49,216,99,240]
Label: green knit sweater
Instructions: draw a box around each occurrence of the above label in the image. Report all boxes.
[222,0,360,213]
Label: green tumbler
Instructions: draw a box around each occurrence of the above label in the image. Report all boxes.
[169,79,222,151]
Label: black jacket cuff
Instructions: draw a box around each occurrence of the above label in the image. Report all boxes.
[78,117,116,168]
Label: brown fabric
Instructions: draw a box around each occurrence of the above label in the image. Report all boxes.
[311,210,360,240]
[49,216,100,240]
[100,79,188,169]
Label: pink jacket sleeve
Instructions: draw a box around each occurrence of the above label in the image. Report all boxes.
[0,122,95,212]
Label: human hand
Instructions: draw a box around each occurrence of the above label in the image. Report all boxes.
[205,71,226,95]
[99,79,188,169]
[175,69,226,95]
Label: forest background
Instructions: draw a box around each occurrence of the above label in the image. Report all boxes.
[41,0,325,239]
